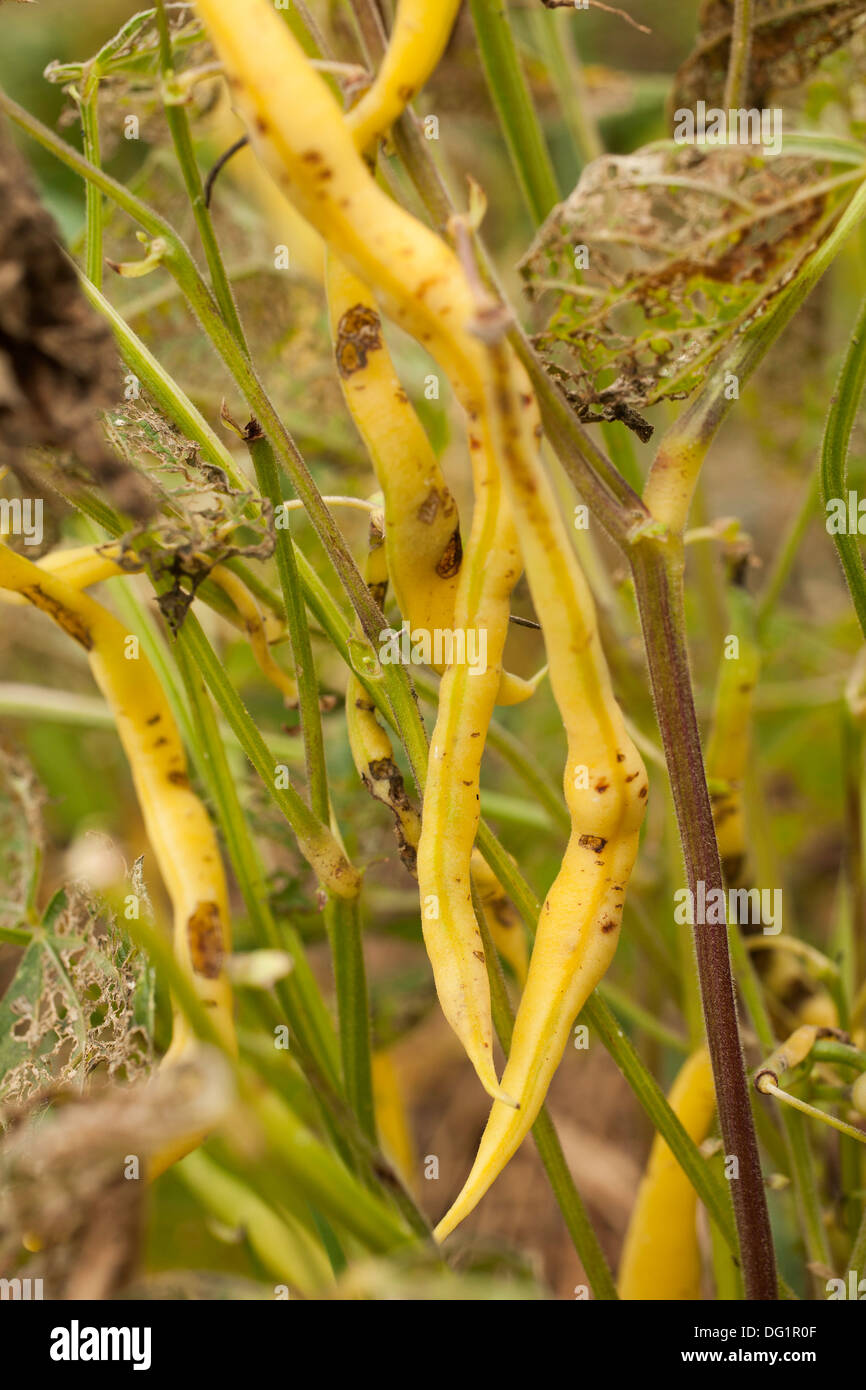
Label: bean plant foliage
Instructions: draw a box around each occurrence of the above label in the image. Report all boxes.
[0,0,865,1318]
[522,142,860,422]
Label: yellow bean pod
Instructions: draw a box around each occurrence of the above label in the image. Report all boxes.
[3,543,298,705]
[346,512,529,984]
[371,1049,416,1191]
[346,0,462,155]
[326,255,462,649]
[0,545,236,1069]
[618,1049,716,1300]
[434,345,648,1240]
[194,0,533,1099]
[326,255,542,708]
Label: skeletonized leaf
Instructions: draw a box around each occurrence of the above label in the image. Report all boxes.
[520,144,861,424]
[673,0,866,111]
[0,885,154,1103]
[0,744,43,927]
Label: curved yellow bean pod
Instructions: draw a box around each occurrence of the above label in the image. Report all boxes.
[618,1049,716,1300]
[2,543,298,705]
[346,0,462,154]
[326,255,462,649]
[434,346,648,1239]
[346,513,529,983]
[195,0,533,1100]
[326,255,542,708]
[0,545,236,1076]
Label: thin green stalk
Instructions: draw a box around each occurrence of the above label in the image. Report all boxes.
[527,6,602,166]
[819,289,866,638]
[246,430,329,824]
[468,0,560,224]
[724,0,754,112]
[325,894,375,1144]
[757,470,820,629]
[596,980,690,1054]
[179,611,360,899]
[242,431,374,1135]
[79,69,103,289]
[154,0,247,348]
[171,627,342,1089]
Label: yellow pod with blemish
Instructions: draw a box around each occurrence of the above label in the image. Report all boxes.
[0,544,235,1065]
[346,0,462,155]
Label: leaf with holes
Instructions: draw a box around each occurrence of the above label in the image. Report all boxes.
[673,0,866,111]
[520,143,864,429]
[0,886,154,1103]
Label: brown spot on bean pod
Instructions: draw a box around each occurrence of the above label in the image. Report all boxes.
[24,586,93,650]
[187,901,225,979]
[435,528,463,578]
[579,834,608,853]
[335,304,382,377]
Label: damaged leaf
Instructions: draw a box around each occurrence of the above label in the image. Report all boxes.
[673,0,866,112]
[0,744,44,928]
[0,883,154,1104]
[520,143,863,420]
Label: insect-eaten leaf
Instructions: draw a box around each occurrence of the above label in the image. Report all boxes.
[0,883,154,1105]
[0,743,44,929]
[520,145,858,425]
[672,0,866,112]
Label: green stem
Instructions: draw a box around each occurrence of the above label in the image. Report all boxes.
[246,430,329,824]
[79,69,103,289]
[154,0,247,348]
[325,894,376,1144]
[819,289,866,639]
[724,0,754,111]
[468,0,560,224]
[171,627,343,1089]
[76,272,248,490]
[179,611,360,899]
[527,7,602,167]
